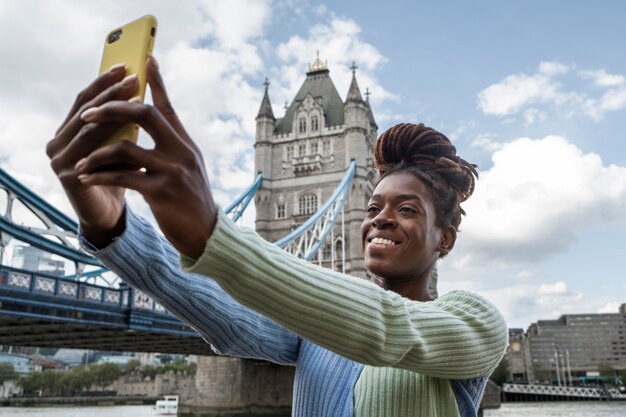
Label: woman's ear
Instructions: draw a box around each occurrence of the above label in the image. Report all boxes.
[438,226,457,258]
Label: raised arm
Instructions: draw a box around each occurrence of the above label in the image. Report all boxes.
[183,210,507,379]
[82,207,299,365]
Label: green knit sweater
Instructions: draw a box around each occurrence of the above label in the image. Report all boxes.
[182,210,508,416]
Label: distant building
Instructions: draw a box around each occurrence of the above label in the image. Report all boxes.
[52,348,89,367]
[506,303,626,384]
[11,245,65,276]
[0,353,41,374]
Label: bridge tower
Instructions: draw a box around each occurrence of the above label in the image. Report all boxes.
[254,56,378,278]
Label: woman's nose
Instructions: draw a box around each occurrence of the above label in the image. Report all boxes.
[371,209,397,228]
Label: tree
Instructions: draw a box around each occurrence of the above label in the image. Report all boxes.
[142,364,157,380]
[92,363,121,390]
[598,363,616,377]
[123,359,141,375]
[0,363,18,384]
[17,372,42,394]
[40,369,64,396]
[489,357,510,386]
[69,365,96,394]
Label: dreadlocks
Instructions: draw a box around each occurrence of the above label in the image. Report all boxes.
[374,123,478,231]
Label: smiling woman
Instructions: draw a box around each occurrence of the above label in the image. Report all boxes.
[47,58,507,417]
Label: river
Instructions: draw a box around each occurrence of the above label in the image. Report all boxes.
[1,402,626,416]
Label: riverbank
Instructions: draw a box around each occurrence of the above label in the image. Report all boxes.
[0,395,158,407]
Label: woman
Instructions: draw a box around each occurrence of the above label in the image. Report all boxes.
[47,57,507,417]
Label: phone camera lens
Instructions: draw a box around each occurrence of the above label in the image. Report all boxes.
[150,27,156,37]
[107,29,123,44]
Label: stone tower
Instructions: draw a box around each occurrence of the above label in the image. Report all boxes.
[254,56,378,278]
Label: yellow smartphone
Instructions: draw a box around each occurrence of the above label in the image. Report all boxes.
[98,15,157,147]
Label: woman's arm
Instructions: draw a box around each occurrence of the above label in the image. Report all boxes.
[82,207,300,365]
[184,210,508,379]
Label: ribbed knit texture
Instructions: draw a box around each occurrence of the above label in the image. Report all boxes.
[354,366,458,417]
[184,210,507,380]
[81,208,508,417]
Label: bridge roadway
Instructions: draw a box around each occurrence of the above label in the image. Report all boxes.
[503,383,626,401]
[0,264,215,355]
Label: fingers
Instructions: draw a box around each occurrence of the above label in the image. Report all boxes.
[75,140,162,175]
[50,122,120,174]
[146,56,199,150]
[77,168,158,195]
[81,100,183,151]
[47,71,139,159]
[75,140,161,195]
[56,63,125,134]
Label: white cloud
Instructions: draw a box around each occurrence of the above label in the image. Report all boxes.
[597,301,621,314]
[273,15,393,112]
[538,61,570,77]
[439,279,584,328]
[478,61,626,121]
[514,271,536,280]
[471,133,504,152]
[477,63,567,116]
[539,281,567,295]
[459,135,626,266]
[580,69,625,87]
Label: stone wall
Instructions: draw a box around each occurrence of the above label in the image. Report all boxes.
[111,371,194,399]
[180,356,294,417]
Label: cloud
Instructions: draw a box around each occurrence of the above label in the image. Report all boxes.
[458,135,626,266]
[580,69,625,87]
[514,271,536,280]
[439,279,584,328]
[471,133,504,152]
[477,63,569,116]
[273,15,393,112]
[597,301,621,314]
[477,61,626,122]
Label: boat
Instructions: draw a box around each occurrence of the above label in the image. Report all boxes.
[154,395,179,415]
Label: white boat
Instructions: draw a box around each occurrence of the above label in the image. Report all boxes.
[154,395,179,415]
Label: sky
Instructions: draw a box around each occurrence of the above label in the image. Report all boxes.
[1,0,625,330]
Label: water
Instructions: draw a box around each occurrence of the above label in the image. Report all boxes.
[0,403,625,416]
[0,405,154,417]
[484,401,626,416]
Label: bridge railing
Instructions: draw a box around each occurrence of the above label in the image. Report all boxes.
[0,265,166,314]
[503,383,626,399]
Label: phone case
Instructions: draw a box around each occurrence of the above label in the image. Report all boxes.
[98,15,157,146]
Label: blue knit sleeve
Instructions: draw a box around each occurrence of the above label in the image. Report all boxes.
[80,207,300,365]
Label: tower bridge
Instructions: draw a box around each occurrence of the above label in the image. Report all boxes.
[1,57,381,415]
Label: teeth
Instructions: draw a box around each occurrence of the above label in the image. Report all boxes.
[371,237,396,246]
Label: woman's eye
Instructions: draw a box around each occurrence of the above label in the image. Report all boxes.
[399,207,415,213]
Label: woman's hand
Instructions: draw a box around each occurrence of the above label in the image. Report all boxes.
[72,56,218,260]
[46,63,138,248]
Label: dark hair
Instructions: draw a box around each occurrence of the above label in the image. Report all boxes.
[374,123,478,231]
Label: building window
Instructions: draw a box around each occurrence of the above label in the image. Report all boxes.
[311,141,318,155]
[323,140,331,155]
[299,143,307,157]
[276,204,286,219]
[322,243,332,260]
[299,117,307,133]
[286,145,294,160]
[311,116,319,131]
[299,193,318,215]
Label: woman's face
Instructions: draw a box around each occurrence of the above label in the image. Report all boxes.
[361,171,445,280]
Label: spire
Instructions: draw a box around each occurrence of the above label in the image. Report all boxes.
[346,61,363,103]
[256,78,275,120]
[307,50,328,74]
